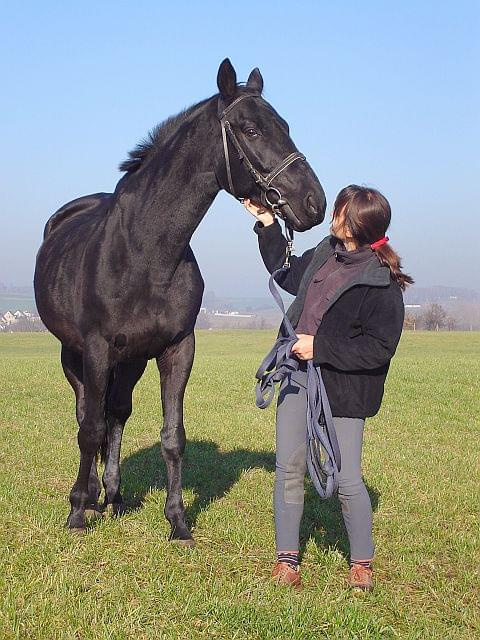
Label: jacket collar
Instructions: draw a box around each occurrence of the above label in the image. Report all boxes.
[312,235,391,288]
[285,235,392,328]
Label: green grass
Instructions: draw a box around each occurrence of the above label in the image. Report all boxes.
[0,331,479,639]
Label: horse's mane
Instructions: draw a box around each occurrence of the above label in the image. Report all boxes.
[119,97,213,174]
[119,85,254,174]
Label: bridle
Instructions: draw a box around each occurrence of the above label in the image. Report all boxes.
[217,93,306,215]
[217,93,305,266]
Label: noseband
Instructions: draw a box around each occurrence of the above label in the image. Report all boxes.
[217,94,305,222]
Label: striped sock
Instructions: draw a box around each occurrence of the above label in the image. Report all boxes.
[277,552,299,570]
[351,560,372,570]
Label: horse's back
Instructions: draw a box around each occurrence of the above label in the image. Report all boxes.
[43,192,112,239]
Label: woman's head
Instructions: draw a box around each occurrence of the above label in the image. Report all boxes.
[331,185,390,247]
[331,185,413,290]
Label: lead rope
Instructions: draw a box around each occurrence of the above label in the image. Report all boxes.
[255,222,341,499]
[283,224,294,268]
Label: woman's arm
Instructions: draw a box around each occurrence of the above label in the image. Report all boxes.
[313,285,405,370]
[244,199,315,296]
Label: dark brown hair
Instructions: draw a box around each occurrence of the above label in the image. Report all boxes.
[333,185,413,290]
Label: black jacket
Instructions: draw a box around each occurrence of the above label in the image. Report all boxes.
[254,220,405,418]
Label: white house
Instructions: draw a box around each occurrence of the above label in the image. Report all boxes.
[2,311,16,325]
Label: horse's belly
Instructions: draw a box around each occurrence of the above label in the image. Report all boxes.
[35,233,204,359]
[108,316,187,362]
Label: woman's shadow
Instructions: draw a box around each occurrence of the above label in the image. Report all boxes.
[120,439,379,561]
[300,480,379,560]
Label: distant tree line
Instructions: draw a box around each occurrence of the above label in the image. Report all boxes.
[195,314,274,330]
[403,303,458,331]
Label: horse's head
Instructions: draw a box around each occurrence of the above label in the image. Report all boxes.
[216,59,326,232]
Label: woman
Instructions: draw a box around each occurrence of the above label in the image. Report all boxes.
[244,185,412,591]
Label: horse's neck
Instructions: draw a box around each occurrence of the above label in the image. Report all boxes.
[109,102,222,283]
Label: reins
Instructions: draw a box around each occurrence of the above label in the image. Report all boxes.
[255,266,342,499]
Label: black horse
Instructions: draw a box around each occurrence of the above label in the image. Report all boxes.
[34,59,326,543]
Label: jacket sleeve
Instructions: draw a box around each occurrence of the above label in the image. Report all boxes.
[313,284,405,370]
[254,220,315,296]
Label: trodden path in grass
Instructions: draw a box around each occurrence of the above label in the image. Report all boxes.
[0,331,479,639]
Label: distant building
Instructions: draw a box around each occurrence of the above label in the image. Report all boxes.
[213,311,253,318]
[0,309,45,332]
[1,311,16,325]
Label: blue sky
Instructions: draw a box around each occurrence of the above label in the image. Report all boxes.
[1,1,478,296]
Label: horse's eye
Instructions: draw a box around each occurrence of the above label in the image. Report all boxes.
[244,127,259,138]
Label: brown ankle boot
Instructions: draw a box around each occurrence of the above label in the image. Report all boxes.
[271,561,302,590]
[347,563,374,591]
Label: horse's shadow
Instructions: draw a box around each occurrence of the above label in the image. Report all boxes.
[119,439,379,561]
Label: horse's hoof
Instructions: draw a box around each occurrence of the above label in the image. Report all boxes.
[172,537,195,548]
[103,503,123,517]
[85,508,102,520]
[68,527,86,536]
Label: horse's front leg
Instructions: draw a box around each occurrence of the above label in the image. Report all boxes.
[67,336,111,532]
[156,332,195,546]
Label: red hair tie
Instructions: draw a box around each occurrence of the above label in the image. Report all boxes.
[370,236,389,250]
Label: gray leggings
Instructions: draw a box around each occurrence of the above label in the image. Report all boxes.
[275,367,374,562]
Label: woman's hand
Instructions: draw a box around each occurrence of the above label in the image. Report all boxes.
[291,334,314,360]
[243,198,275,227]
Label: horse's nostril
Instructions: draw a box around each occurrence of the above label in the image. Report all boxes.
[305,193,317,216]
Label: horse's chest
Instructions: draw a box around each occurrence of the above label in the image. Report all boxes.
[110,278,202,357]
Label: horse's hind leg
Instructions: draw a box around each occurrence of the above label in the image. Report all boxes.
[61,346,101,514]
[103,358,147,514]
[156,332,195,545]
[66,336,111,531]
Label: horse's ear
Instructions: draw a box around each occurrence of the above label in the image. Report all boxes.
[217,58,237,99]
[247,67,263,94]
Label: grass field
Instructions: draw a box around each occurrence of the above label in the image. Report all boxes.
[0,331,479,639]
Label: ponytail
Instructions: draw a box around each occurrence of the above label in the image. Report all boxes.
[373,243,414,290]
